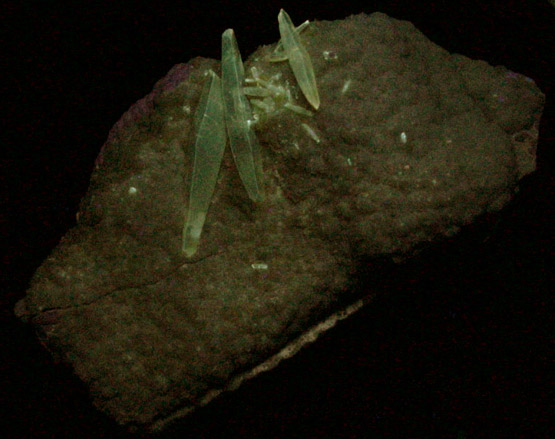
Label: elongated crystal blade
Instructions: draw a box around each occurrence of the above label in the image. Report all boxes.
[182,70,226,257]
[278,9,320,109]
[221,28,265,202]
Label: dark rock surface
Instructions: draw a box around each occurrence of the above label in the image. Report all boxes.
[12,12,546,433]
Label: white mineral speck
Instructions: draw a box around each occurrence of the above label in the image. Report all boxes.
[251,263,268,270]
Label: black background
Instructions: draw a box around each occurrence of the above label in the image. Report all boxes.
[2,1,554,438]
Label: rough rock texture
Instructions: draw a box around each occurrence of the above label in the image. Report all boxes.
[14,12,544,432]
